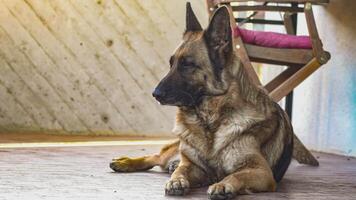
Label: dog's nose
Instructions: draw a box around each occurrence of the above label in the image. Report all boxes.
[152,88,165,99]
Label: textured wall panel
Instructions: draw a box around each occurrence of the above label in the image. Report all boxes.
[0,0,208,136]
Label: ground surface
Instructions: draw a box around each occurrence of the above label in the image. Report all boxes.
[0,143,355,200]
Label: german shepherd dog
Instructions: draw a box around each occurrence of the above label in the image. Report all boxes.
[110,3,318,200]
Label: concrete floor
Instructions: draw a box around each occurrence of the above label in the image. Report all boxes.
[0,143,355,200]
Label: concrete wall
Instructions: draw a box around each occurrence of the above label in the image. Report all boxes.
[0,0,207,136]
[292,0,356,157]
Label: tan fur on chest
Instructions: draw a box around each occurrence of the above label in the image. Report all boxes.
[173,99,269,179]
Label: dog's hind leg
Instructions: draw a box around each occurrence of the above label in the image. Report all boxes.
[110,140,180,172]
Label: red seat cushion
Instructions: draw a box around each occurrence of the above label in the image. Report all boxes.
[233,26,312,49]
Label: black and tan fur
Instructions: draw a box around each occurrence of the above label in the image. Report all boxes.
[110,3,317,200]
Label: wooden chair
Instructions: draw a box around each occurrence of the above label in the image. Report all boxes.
[205,0,331,103]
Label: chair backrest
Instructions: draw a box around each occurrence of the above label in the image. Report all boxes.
[205,0,331,101]
[206,0,330,65]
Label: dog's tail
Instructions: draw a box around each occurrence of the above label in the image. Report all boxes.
[292,134,319,166]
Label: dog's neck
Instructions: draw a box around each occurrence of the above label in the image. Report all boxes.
[178,55,271,126]
[230,55,269,106]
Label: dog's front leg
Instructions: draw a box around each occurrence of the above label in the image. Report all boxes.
[165,153,208,196]
[207,154,276,200]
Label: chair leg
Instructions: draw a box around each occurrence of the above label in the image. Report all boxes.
[265,67,300,93]
[270,58,321,102]
[283,8,298,119]
[225,4,262,86]
[235,38,262,86]
[285,92,294,119]
[304,3,328,64]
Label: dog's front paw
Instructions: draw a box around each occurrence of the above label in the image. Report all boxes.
[207,183,236,200]
[110,157,133,172]
[165,177,190,196]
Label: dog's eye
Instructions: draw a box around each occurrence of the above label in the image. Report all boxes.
[179,57,197,72]
[179,64,199,74]
[179,62,194,72]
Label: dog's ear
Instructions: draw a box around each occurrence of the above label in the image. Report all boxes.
[205,6,232,54]
[204,6,233,73]
[186,2,202,32]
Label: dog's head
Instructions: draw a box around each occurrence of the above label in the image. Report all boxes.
[152,3,233,107]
